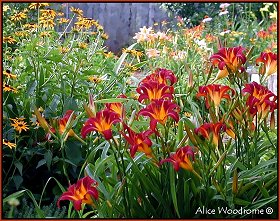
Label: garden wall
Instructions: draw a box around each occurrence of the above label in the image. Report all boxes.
[60,3,170,53]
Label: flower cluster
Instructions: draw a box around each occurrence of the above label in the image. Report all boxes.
[137,68,180,132]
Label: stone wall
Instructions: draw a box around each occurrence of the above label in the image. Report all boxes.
[60,3,171,53]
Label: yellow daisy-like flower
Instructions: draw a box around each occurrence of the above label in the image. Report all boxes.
[96,24,103,31]
[39,17,55,28]
[39,31,51,38]
[23,23,39,32]
[57,12,65,17]
[10,12,27,22]
[70,7,83,16]
[101,33,109,40]
[3,139,16,149]
[3,70,17,79]
[58,18,69,24]
[14,31,28,38]
[103,51,114,58]
[184,112,192,118]
[59,46,70,54]
[78,42,88,49]
[40,9,56,18]
[3,5,10,12]
[29,3,49,10]
[10,118,29,133]
[88,76,103,83]
[3,83,18,93]
[3,36,17,44]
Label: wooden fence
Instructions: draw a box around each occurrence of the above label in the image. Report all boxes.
[59,3,170,53]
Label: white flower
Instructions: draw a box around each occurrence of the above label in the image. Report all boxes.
[202,17,212,23]
[220,3,230,9]
[219,10,229,16]
[146,49,160,58]
[219,30,231,36]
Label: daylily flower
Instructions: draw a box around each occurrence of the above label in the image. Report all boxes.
[196,84,235,109]
[105,94,127,119]
[57,176,98,211]
[136,81,174,103]
[210,46,246,80]
[53,110,77,138]
[242,82,277,119]
[146,48,160,58]
[160,146,195,171]
[35,109,81,141]
[121,124,153,158]
[138,99,180,131]
[256,52,277,78]
[194,122,226,146]
[81,109,121,140]
[141,68,177,86]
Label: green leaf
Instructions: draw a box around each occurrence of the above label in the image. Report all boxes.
[63,97,78,112]
[233,197,251,206]
[85,163,110,200]
[44,150,52,171]
[65,141,83,166]
[94,98,128,104]
[13,175,23,190]
[170,166,180,217]
[14,161,23,176]
[3,190,26,203]
[36,159,46,169]
[26,80,37,96]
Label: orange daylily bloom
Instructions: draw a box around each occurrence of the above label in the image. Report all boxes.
[196,84,235,109]
[210,46,246,80]
[54,110,76,137]
[121,124,154,158]
[138,99,180,131]
[160,146,195,171]
[256,52,277,78]
[105,94,127,119]
[194,122,226,146]
[242,82,277,119]
[81,109,121,140]
[57,176,98,211]
[35,109,79,140]
[141,68,177,86]
[136,81,174,103]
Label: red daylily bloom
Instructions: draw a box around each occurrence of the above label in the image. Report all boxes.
[242,82,277,119]
[256,52,277,78]
[138,99,180,131]
[81,109,121,140]
[196,84,235,108]
[105,94,127,118]
[35,109,78,140]
[257,30,270,39]
[53,110,76,137]
[160,146,195,171]
[210,46,246,80]
[57,176,98,211]
[195,122,226,146]
[121,124,153,158]
[136,81,174,103]
[141,68,177,86]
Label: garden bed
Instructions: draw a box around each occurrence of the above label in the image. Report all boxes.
[2,2,278,219]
